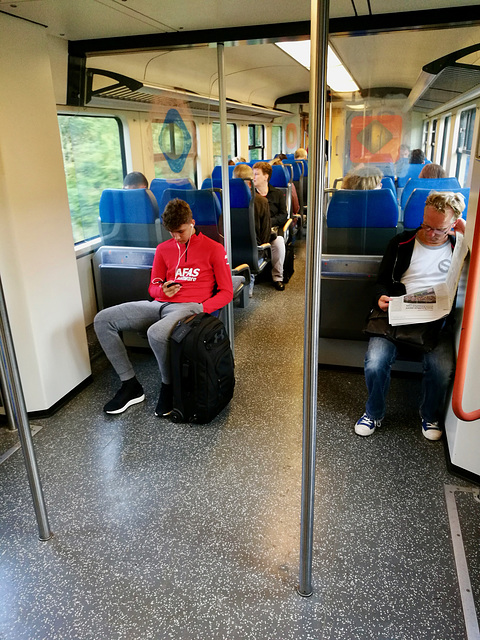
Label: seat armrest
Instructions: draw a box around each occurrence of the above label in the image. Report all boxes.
[232,263,251,282]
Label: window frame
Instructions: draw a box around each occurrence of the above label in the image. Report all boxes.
[248,124,265,161]
[58,113,126,246]
[212,121,237,165]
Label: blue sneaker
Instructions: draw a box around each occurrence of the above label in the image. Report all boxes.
[355,413,381,436]
[421,419,442,441]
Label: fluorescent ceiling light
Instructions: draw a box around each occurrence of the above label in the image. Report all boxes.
[275,41,359,93]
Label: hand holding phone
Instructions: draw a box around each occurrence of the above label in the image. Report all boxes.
[166,281,181,288]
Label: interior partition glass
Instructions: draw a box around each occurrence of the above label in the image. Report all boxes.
[212,122,237,165]
[248,124,265,161]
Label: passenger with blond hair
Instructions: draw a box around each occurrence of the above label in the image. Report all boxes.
[355,191,466,442]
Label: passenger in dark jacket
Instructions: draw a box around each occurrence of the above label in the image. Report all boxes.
[355,191,466,442]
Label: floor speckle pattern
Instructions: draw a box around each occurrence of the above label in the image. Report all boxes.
[0,239,478,639]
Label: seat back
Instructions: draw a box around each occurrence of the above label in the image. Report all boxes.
[397,163,426,188]
[326,189,399,255]
[381,176,396,197]
[98,188,164,248]
[159,188,221,237]
[403,187,470,229]
[400,177,461,211]
[269,165,292,217]
[228,179,270,275]
[211,165,235,181]
[150,177,195,205]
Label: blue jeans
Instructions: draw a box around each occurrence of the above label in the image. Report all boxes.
[364,334,455,423]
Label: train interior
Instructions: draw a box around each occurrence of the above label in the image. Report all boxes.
[1,1,480,638]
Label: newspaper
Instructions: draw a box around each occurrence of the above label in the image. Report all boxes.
[388,232,468,326]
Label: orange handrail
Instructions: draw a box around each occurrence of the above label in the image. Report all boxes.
[452,193,480,421]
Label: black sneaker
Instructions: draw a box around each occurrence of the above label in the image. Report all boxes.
[103,378,145,414]
[155,383,173,417]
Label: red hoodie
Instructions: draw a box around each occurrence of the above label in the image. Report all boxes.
[148,231,233,314]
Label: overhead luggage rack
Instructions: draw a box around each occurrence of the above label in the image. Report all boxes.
[85,68,292,120]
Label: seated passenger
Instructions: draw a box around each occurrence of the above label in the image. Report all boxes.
[409,149,425,164]
[233,163,283,295]
[252,161,288,291]
[123,171,148,189]
[294,148,308,160]
[354,191,466,441]
[94,198,233,417]
[233,156,246,164]
[342,166,383,190]
[395,144,410,178]
[418,163,446,179]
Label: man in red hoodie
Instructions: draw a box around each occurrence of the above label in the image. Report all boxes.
[94,198,233,417]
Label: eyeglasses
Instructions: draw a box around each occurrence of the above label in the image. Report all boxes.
[420,223,453,235]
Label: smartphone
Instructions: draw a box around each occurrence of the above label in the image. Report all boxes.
[166,281,181,288]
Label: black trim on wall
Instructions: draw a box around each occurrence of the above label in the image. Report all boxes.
[68,6,480,57]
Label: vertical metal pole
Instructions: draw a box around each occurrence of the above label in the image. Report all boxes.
[0,276,52,541]
[298,0,329,597]
[217,42,235,354]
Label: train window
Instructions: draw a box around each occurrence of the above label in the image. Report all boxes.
[58,114,125,244]
[152,117,197,184]
[439,115,451,167]
[212,122,237,165]
[455,107,476,187]
[271,125,283,157]
[429,119,437,161]
[422,121,429,155]
[248,124,265,161]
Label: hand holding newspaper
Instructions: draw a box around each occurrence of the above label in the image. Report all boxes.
[388,233,468,326]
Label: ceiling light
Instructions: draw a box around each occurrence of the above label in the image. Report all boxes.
[276,41,359,93]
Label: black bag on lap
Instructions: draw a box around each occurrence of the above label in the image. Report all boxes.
[363,308,445,353]
[169,312,235,423]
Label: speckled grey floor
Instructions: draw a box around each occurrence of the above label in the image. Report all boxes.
[0,239,479,640]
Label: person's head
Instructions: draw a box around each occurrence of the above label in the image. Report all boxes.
[123,171,148,189]
[270,158,283,166]
[418,163,446,179]
[252,162,272,190]
[275,153,287,161]
[410,149,425,164]
[343,166,383,190]
[418,191,465,246]
[162,198,195,243]
[294,148,308,160]
[232,163,253,184]
[233,156,246,164]
[398,144,410,159]
[228,159,235,166]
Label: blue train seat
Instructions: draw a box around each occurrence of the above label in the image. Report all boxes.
[227,179,271,277]
[325,189,399,255]
[150,178,195,207]
[159,188,221,230]
[211,165,235,181]
[98,188,167,248]
[403,187,470,229]
[201,178,213,189]
[400,177,461,211]
[269,164,292,216]
[381,176,396,197]
[397,163,426,189]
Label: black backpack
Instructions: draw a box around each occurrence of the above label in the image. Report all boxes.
[169,313,235,423]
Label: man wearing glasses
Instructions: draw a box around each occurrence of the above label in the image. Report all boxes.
[355,191,466,441]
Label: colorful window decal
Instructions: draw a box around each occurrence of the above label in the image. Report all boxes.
[350,115,403,163]
[159,108,192,173]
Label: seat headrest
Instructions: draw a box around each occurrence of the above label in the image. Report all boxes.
[99,189,159,224]
[327,189,398,228]
[159,188,221,224]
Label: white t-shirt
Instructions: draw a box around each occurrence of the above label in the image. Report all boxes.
[401,237,452,295]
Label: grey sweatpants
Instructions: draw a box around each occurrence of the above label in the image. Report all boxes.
[94,300,203,385]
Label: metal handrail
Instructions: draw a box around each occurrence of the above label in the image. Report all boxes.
[452,194,480,421]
